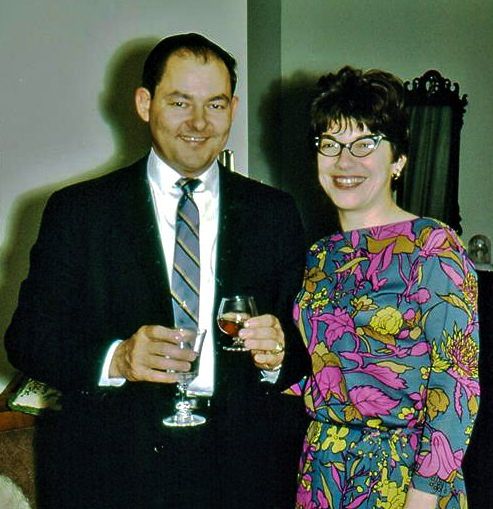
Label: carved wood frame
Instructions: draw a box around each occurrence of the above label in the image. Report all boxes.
[398,70,467,234]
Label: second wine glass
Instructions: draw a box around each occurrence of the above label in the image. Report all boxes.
[217,295,257,351]
[162,329,207,427]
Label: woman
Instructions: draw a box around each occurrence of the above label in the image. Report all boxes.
[291,67,479,508]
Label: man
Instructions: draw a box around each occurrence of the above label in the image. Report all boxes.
[5,33,309,508]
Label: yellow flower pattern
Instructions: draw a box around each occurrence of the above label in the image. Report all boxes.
[321,425,349,453]
[370,306,404,335]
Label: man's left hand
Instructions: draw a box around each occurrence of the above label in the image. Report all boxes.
[240,314,285,371]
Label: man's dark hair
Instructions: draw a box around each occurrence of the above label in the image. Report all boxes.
[142,32,237,97]
[311,65,409,161]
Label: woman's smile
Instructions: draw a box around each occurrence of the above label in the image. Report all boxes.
[331,176,367,189]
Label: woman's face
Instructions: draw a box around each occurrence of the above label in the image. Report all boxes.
[317,120,406,219]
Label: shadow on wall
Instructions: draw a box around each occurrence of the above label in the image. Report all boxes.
[0,37,158,382]
[258,70,338,247]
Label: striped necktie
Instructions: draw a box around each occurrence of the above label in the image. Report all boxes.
[171,178,201,328]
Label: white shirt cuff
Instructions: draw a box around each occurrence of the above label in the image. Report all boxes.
[98,340,126,387]
[260,368,281,384]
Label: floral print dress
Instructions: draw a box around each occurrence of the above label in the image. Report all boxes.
[290,218,479,509]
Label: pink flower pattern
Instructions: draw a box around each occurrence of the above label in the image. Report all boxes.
[292,218,479,508]
[312,308,355,349]
[349,386,400,416]
[416,431,463,481]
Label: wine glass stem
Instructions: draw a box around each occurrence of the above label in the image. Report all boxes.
[179,383,187,402]
[175,384,190,417]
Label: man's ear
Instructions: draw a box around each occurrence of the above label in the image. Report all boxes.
[230,95,239,121]
[135,87,151,122]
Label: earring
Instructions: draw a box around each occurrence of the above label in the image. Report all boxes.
[392,170,402,181]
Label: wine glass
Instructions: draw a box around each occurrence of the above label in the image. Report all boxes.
[217,295,258,351]
[163,329,207,427]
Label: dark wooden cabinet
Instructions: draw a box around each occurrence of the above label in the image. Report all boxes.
[463,269,493,508]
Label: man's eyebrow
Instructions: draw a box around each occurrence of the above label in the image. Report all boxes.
[166,91,192,100]
[166,91,231,103]
[207,94,231,103]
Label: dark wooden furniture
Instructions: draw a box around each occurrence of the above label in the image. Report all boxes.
[463,269,493,508]
[0,375,36,507]
[398,70,468,235]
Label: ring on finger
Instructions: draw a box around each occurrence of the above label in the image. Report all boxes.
[270,342,284,354]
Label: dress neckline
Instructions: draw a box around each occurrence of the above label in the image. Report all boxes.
[335,216,428,236]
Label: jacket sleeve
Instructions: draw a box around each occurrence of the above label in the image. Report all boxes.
[4,188,114,392]
[272,193,311,391]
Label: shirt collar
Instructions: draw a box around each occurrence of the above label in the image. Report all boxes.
[147,148,219,198]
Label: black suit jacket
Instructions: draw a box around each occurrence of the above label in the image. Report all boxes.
[5,156,309,508]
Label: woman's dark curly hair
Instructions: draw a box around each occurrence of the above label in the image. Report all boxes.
[311,66,409,162]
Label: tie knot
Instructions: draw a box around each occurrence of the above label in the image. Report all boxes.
[177,178,201,197]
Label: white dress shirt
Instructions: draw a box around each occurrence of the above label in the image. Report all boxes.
[147,149,219,395]
[100,149,219,395]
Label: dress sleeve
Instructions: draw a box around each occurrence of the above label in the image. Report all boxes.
[410,227,479,503]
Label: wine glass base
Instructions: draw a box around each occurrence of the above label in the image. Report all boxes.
[222,345,248,351]
[162,413,206,427]
[223,338,248,351]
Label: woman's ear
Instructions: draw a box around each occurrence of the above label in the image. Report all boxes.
[395,154,407,173]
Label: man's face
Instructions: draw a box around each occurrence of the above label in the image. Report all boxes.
[136,52,238,177]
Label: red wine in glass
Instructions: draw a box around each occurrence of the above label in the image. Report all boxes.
[217,296,257,351]
[217,317,244,337]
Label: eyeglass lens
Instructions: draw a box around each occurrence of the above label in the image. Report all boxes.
[317,136,381,157]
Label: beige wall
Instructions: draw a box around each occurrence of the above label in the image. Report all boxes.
[280,0,493,246]
[0,0,248,391]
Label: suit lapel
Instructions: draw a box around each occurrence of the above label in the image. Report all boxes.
[213,164,263,392]
[215,163,243,301]
[123,157,174,326]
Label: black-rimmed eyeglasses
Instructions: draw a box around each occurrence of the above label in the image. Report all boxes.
[315,134,389,158]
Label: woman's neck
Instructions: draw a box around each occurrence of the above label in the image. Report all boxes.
[338,204,417,232]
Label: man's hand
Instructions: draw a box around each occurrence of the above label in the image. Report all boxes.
[240,314,285,371]
[109,326,198,383]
